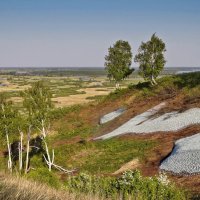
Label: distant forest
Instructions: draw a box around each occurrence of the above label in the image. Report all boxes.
[0,67,200,77]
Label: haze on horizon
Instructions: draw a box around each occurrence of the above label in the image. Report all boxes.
[0,0,200,68]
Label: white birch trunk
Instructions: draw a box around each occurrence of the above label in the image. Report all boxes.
[25,140,30,174]
[6,132,12,173]
[2,105,12,173]
[43,139,53,171]
[115,82,120,89]
[19,131,23,171]
[25,127,31,174]
[40,120,74,173]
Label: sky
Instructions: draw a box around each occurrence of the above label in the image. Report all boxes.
[0,0,200,67]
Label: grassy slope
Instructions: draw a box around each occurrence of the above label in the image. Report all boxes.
[0,72,200,196]
[46,72,200,176]
[0,172,101,200]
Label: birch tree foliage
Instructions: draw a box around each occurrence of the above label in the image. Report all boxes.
[105,40,134,88]
[0,95,20,137]
[21,81,53,125]
[134,33,166,85]
[0,95,21,172]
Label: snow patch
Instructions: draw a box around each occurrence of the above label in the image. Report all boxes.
[100,108,126,124]
[160,133,200,174]
[95,103,200,140]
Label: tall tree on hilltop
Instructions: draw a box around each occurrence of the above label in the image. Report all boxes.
[105,40,134,89]
[134,33,166,85]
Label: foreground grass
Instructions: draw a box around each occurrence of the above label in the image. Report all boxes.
[0,173,102,200]
[0,171,187,200]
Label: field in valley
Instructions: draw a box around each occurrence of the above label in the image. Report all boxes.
[0,68,143,108]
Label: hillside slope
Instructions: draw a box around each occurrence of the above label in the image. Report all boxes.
[0,72,200,197]
[49,72,200,193]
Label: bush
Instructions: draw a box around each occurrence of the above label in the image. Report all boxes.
[26,167,61,189]
[66,170,186,200]
[48,105,82,120]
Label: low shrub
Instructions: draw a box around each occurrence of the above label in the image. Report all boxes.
[66,170,186,200]
[48,104,82,120]
[26,167,61,189]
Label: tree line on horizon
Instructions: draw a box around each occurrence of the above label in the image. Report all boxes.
[105,33,166,88]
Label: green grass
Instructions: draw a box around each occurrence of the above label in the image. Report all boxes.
[52,138,155,174]
[52,87,86,97]
[66,171,187,200]
[86,95,106,101]
[26,167,61,189]
[47,72,200,175]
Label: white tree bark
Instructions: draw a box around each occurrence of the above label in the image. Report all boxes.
[150,74,157,85]
[40,119,74,174]
[18,130,23,172]
[43,139,54,171]
[25,126,31,174]
[115,82,120,89]
[2,104,12,173]
[6,131,12,173]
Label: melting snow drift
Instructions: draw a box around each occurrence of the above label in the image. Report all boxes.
[96,103,200,140]
[100,108,125,124]
[160,133,200,174]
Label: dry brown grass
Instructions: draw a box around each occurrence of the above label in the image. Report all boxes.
[0,173,103,200]
[52,87,114,107]
[112,158,140,175]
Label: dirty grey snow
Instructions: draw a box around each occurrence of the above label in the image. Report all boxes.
[160,133,200,174]
[100,108,125,124]
[95,103,200,140]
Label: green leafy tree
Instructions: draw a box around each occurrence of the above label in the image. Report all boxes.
[21,81,53,126]
[21,81,53,173]
[134,33,166,85]
[21,81,71,173]
[0,94,20,172]
[105,40,134,89]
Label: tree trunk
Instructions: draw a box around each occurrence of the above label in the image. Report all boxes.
[25,127,31,174]
[19,131,23,172]
[43,139,53,171]
[2,105,12,173]
[115,82,120,89]
[6,132,12,173]
[25,139,30,174]
[150,75,157,85]
[152,77,157,85]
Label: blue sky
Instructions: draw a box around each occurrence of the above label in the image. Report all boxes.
[0,0,200,67]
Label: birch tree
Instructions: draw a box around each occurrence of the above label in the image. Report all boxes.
[0,95,19,172]
[105,40,134,89]
[134,33,166,85]
[21,81,53,126]
[21,81,73,173]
